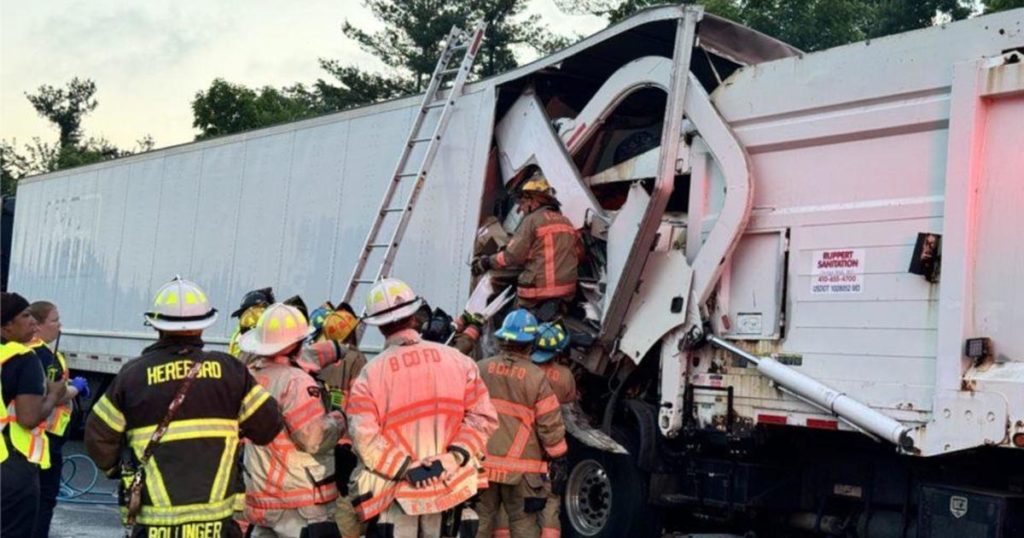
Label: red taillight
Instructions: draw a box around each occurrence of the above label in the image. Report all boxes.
[1013,433,1024,448]
[807,418,839,430]
[757,414,788,425]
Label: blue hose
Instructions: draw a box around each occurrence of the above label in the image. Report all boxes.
[58,453,119,505]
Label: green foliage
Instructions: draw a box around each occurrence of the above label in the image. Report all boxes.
[985,0,1024,12]
[191,0,573,138]
[569,0,979,51]
[24,77,98,147]
[3,78,153,193]
[191,79,321,139]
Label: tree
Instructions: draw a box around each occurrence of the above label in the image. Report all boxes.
[3,78,154,192]
[564,0,978,52]
[985,0,1024,12]
[25,77,98,147]
[191,79,321,139]
[191,1,572,138]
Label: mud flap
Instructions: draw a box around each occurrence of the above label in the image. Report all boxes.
[562,402,628,454]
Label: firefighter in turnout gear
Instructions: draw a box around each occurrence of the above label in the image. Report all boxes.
[476,310,567,538]
[85,277,284,538]
[493,323,575,538]
[348,278,498,538]
[228,287,275,358]
[28,301,90,538]
[471,173,581,317]
[304,303,366,538]
[240,303,346,538]
[2,292,69,538]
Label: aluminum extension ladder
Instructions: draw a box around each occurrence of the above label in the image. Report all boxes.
[342,21,487,309]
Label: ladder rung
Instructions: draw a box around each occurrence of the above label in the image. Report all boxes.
[440,67,460,75]
[353,279,375,284]
[410,137,434,143]
[368,243,391,248]
[381,207,405,213]
[397,171,420,178]
[425,101,449,110]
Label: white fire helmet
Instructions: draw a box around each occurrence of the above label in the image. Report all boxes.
[239,303,309,356]
[362,278,423,327]
[144,277,218,332]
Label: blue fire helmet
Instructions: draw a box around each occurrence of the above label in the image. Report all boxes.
[307,302,335,339]
[532,322,569,363]
[494,308,539,343]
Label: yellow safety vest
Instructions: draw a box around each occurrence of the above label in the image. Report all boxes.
[0,341,52,469]
[29,339,71,436]
[228,327,242,358]
[0,376,9,463]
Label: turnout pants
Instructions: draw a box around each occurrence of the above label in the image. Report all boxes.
[1,449,41,538]
[131,517,243,538]
[35,435,65,538]
[367,503,443,538]
[475,483,541,538]
[493,493,560,538]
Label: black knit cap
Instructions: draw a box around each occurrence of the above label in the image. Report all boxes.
[1,292,30,326]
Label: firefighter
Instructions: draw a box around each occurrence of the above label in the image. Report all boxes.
[476,310,568,538]
[27,301,91,538]
[1,292,69,537]
[240,303,346,538]
[228,287,275,358]
[471,173,580,319]
[347,278,498,538]
[85,277,283,538]
[306,304,366,538]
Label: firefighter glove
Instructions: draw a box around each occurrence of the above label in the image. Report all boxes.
[470,256,491,276]
[460,311,484,329]
[69,377,90,399]
[548,456,569,495]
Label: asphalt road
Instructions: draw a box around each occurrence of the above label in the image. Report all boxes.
[51,441,123,537]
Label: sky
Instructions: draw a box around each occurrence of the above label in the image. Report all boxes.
[0,0,606,151]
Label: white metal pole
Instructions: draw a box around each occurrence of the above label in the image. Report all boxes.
[707,335,914,451]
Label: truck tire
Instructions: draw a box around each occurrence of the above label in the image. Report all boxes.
[562,429,660,538]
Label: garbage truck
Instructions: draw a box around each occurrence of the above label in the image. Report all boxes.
[7,5,1024,537]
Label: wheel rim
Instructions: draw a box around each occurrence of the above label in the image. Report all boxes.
[565,458,612,536]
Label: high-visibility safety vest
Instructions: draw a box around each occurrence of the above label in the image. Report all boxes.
[0,341,52,469]
[29,339,72,436]
[0,376,9,463]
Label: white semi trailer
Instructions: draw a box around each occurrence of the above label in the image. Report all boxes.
[7,5,1024,537]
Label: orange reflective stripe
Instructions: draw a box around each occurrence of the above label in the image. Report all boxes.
[518,282,576,299]
[535,394,560,416]
[284,397,323,432]
[495,251,508,268]
[507,424,532,459]
[543,234,556,288]
[541,527,560,538]
[495,529,511,538]
[452,427,487,454]
[535,223,576,237]
[484,455,548,474]
[247,484,339,509]
[491,399,534,425]
[545,438,568,458]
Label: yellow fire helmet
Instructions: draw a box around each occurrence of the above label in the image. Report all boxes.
[238,304,266,331]
[321,309,359,343]
[520,173,554,196]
